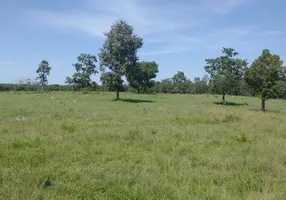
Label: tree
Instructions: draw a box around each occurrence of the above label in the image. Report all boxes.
[36,60,51,91]
[276,80,286,99]
[172,71,189,93]
[172,71,187,84]
[17,77,38,91]
[66,53,97,90]
[128,61,159,94]
[99,19,143,100]
[148,81,161,93]
[192,77,208,94]
[160,78,174,93]
[204,47,247,103]
[245,49,284,111]
[181,79,193,94]
[236,79,251,96]
[100,72,123,91]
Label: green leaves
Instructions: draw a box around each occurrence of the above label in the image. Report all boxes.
[171,71,189,93]
[204,47,247,101]
[66,53,98,90]
[73,54,98,75]
[36,60,52,90]
[99,20,143,75]
[99,19,143,98]
[36,60,52,87]
[127,61,159,93]
[100,72,123,91]
[245,49,284,101]
[172,71,187,85]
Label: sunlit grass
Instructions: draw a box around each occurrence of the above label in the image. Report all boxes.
[1,92,286,199]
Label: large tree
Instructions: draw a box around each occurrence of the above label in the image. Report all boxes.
[36,60,51,91]
[99,19,143,100]
[66,53,98,90]
[245,49,284,111]
[204,47,247,103]
[128,61,159,94]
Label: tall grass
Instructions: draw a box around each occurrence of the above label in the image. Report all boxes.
[1,92,286,199]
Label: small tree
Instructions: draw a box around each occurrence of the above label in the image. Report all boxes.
[172,71,187,84]
[245,49,284,111]
[160,78,174,93]
[128,61,159,94]
[17,77,38,91]
[204,48,247,103]
[36,60,51,91]
[276,80,286,99]
[192,77,209,94]
[66,53,98,90]
[172,71,189,93]
[99,19,143,100]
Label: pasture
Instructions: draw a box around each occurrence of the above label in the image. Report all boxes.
[1,92,286,199]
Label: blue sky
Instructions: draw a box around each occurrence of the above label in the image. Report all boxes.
[1,0,286,84]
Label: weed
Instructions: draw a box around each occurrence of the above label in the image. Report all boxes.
[234,132,255,143]
[61,123,76,133]
[11,139,40,149]
[222,114,240,123]
[2,128,9,134]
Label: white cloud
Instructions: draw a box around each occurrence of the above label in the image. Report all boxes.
[254,30,283,37]
[202,0,248,14]
[30,0,200,37]
[28,0,249,37]
[24,0,284,55]
[31,11,114,38]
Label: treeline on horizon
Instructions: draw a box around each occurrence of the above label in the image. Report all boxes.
[1,19,286,111]
[0,73,211,95]
[1,70,285,99]
[0,72,208,93]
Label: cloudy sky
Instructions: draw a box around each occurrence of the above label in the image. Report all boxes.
[1,0,285,84]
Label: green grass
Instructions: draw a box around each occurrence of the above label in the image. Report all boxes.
[1,92,286,199]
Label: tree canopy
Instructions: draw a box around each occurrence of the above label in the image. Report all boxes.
[245,49,284,111]
[204,47,248,103]
[66,53,98,90]
[36,60,51,90]
[127,61,159,94]
[99,19,143,99]
[100,72,123,92]
[171,71,190,93]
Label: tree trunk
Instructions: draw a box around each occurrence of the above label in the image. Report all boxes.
[138,88,140,94]
[116,88,120,100]
[222,94,225,104]
[261,98,266,112]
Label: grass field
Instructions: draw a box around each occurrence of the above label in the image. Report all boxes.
[1,92,286,200]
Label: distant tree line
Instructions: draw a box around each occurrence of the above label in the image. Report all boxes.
[1,19,286,111]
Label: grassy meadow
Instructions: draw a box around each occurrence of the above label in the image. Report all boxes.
[1,91,286,199]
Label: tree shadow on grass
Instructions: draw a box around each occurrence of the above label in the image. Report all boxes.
[214,101,248,106]
[114,98,155,103]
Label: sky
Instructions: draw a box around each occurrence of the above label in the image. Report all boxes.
[1,0,286,84]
